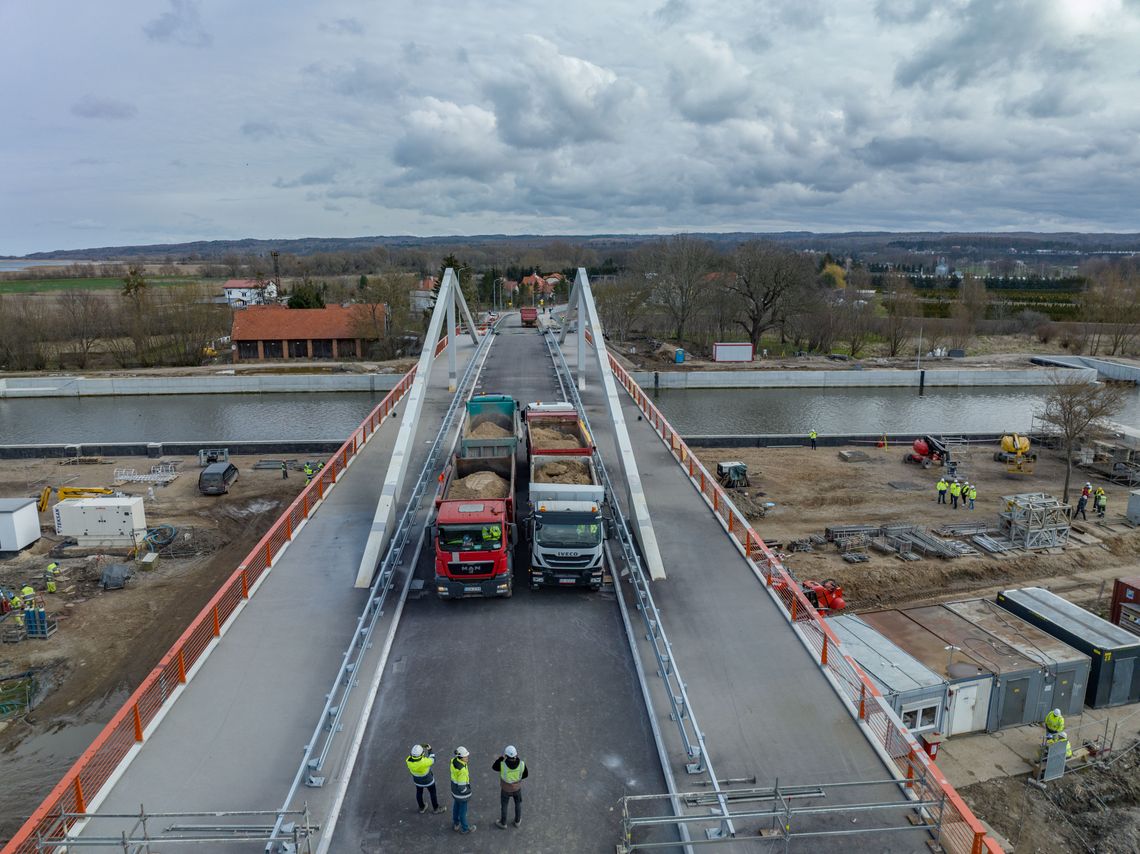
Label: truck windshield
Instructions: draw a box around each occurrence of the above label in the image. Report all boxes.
[535,518,602,548]
[438,524,502,552]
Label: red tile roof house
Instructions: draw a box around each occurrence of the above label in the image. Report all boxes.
[230,304,386,362]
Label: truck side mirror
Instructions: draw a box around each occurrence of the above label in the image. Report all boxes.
[604,520,614,539]
[509,523,519,546]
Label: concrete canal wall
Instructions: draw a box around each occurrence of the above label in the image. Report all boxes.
[0,373,401,398]
[631,367,1098,389]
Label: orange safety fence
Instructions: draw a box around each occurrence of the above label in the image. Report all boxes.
[606,355,1002,854]
[0,344,446,853]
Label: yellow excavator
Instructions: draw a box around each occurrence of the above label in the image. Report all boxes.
[37,486,115,512]
[995,433,1036,475]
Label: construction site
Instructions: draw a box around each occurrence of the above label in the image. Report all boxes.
[1,272,1139,853]
[692,434,1140,851]
[0,452,309,839]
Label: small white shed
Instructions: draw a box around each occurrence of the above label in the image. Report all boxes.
[0,498,41,551]
[712,342,754,362]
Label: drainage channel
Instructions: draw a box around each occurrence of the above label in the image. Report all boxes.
[543,329,731,849]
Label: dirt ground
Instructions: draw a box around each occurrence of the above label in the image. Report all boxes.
[691,442,1140,611]
[0,454,308,841]
[960,743,1140,853]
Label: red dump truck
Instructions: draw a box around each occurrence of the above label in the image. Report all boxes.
[520,306,538,327]
[432,454,517,598]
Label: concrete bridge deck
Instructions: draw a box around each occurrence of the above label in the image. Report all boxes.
[55,317,931,853]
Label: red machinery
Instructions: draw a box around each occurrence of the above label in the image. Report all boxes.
[774,577,846,614]
[903,435,952,469]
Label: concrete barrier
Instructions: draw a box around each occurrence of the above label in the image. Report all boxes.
[684,432,1008,448]
[1031,356,1140,383]
[630,366,1098,389]
[0,373,402,398]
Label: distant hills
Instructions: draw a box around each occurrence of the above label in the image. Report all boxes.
[8,231,1140,262]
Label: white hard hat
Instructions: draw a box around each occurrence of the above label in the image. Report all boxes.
[455,746,469,758]
[1059,731,1067,739]
[1053,709,1062,717]
[1086,482,1091,487]
[410,744,424,758]
[504,745,518,758]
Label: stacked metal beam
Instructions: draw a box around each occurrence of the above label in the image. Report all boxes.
[999,493,1071,550]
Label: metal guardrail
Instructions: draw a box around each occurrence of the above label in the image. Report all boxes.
[2,338,463,854]
[265,321,498,849]
[606,357,1002,854]
[542,329,734,843]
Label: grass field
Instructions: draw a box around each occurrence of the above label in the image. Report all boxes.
[0,277,203,294]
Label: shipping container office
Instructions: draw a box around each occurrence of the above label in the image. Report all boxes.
[900,605,1045,731]
[1110,577,1140,638]
[860,609,993,736]
[829,614,949,736]
[945,599,1090,719]
[997,587,1140,709]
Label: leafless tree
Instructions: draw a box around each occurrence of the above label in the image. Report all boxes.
[726,242,816,351]
[643,236,717,342]
[594,275,651,342]
[55,290,109,368]
[1081,261,1140,356]
[0,295,50,369]
[881,274,919,357]
[841,297,874,357]
[157,286,231,365]
[353,272,414,358]
[949,276,988,349]
[1037,374,1125,503]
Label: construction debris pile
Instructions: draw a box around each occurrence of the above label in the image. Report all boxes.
[529,425,584,449]
[446,471,511,500]
[999,492,1071,550]
[466,421,512,439]
[824,523,983,561]
[534,459,591,484]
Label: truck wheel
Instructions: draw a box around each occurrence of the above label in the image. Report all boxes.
[922,458,932,469]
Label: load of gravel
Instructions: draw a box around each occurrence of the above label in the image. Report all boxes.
[447,471,511,499]
[534,459,592,484]
[467,420,512,438]
[530,425,583,448]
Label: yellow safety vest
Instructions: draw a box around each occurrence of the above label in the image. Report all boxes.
[809,431,817,439]
[500,759,525,784]
[968,487,977,500]
[406,755,434,785]
[937,480,947,492]
[482,525,501,541]
[949,483,961,497]
[21,586,35,598]
[1044,710,1064,733]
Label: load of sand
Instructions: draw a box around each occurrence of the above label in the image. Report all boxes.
[534,459,592,484]
[446,471,511,499]
[467,420,511,439]
[530,425,583,448]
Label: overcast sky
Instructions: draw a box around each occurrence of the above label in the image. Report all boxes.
[2,0,1139,255]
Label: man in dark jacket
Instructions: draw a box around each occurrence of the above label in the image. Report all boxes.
[492,745,529,829]
[404,743,444,814]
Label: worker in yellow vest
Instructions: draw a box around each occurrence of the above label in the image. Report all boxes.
[1044,708,1064,735]
[8,591,24,627]
[44,562,60,594]
[493,745,529,829]
[949,480,962,509]
[20,584,35,601]
[405,743,444,814]
[303,463,314,485]
[936,477,948,505]
[808,429,818,450]
[450,746,475,834]
[967,483,977,511]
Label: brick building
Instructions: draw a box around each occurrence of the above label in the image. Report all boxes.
[230,304,386,362]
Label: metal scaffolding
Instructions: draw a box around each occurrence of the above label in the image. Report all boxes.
[999,492,1071,550]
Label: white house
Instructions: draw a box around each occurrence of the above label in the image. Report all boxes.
[223,279,278,308]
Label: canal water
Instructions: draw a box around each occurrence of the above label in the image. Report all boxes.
[1,386,1137,444]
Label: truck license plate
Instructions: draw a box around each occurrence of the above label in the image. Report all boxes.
[558,578,576,585]
[465,585,481,593]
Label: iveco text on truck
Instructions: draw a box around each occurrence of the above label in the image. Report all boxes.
[524,403,607,590]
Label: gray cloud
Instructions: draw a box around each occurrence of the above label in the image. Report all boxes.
[305,60,406,101]
[484,36,642,148]
[894,0,1093,89]
[667,34,752,123]
[653,0,691,26]
[1003,83,1102,119]
[241,121,283,140]
[857,134,985,168]
[874,0,937,23]
[319,18,364,36]
[71,95,138,120]
[274,165,342,189]
[143,0,212,48]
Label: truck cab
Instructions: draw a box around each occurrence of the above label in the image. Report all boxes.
[433,497,516,598]
[528,498,606,590]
